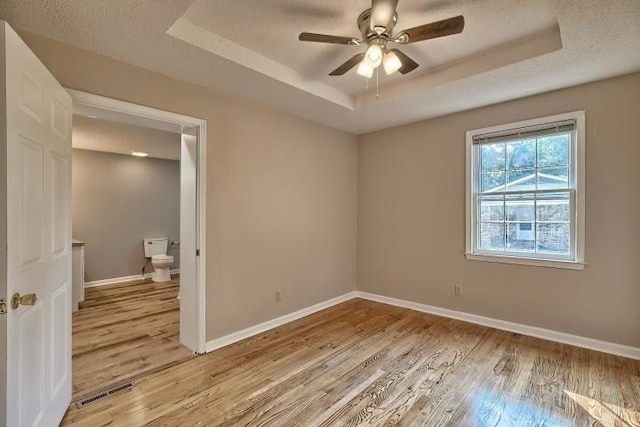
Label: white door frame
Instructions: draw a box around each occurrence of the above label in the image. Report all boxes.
[66,89,207,354]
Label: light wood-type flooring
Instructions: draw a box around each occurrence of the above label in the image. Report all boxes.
[72,277,193,400]
[64,298,640,426]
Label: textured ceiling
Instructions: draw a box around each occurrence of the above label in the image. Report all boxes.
[1,0,639,134]
[181,0,558,96]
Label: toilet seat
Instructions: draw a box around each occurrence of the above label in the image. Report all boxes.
[152,254,173,262]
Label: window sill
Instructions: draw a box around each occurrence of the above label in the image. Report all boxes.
[465,253,585,270]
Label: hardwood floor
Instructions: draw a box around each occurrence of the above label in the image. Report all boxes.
[63,298,640,426]
[72,277,193,400]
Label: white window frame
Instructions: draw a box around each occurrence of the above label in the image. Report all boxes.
[465,111,586,270]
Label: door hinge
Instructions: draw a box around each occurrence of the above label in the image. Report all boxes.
[0,298,7,315]
[196,249,200,256]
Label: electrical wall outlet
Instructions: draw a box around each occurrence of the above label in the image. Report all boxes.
[275,290,282,302]
[454,285,462,296]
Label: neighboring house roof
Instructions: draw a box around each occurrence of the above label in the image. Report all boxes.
[485,172,568,193]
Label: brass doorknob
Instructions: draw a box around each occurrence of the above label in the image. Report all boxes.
[11,293,37,310]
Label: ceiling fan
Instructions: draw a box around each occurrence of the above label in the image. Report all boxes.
[298,0,465,78]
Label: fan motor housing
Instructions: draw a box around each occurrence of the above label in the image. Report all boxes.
[357,8,398,40]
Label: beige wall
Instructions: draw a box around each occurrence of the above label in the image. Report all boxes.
[18,31,358,340]
[0,25,7,421]
[21,28,637,350]
[358,72,640,348]
[72,148,180,282]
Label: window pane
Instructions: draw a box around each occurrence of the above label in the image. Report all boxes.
[537,167,569,190]
[538,134,570,167]
[506,194,534,221]
[537,193,570,222]
[479,222,505,251]
[507,223,535,251]
[480,143,505,172]
[506,168,536,192]
[536,223,570,254]
[479,196,504,221]
[481,171,505,193]
[507,139,536,170]
[469,115,581,264]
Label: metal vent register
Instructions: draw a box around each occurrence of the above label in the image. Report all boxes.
[74,381,135,408]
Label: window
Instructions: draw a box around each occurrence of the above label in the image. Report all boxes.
[465,111,585,269]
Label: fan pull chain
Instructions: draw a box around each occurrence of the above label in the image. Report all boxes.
[376,68,379,99]
[365,77,369,91]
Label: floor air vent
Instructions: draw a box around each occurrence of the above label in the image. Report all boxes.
[74,381,135,408]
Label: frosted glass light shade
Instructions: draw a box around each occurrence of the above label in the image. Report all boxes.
[357,61,374,78]
[365,44,383,67]
[383,51,402,75]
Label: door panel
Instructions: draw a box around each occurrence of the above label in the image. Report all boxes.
[51,153,69,255]
[18,305,44,426]
[50,96,69,139]
[18,65,44,122]
[50,285,69,396]
[19,137,45,266]
[4,21,73,427]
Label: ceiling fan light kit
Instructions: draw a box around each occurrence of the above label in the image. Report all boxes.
[298,0,465,81]
[357,60,375,78]
[365,44,383,67]
[383,50,402,75]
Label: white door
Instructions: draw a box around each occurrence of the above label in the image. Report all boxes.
[179,133,198,351]
[2,21,73,427]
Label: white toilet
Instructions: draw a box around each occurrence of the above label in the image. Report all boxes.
[143,237,174,283]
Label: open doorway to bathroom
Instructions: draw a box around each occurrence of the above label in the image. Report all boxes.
[67,90,206,401]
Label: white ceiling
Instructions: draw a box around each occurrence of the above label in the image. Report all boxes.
[73,115,181,161]
[74,103,185,135]
[2,0,639,134]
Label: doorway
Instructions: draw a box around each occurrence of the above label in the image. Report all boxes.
[67,90,206,400]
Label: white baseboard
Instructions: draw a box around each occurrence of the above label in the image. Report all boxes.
[356,291,640,361]
[202,289,640,361]
[84,269,181,288]
[205,291,358,353]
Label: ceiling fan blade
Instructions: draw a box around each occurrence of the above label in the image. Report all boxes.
[329,53,366,76]
[299,32,357,45]
[398,15,465,44]
[370,0,399,33]
[390,49,419,74]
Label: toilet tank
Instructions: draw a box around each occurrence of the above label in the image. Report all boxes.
[144,237,168,258]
